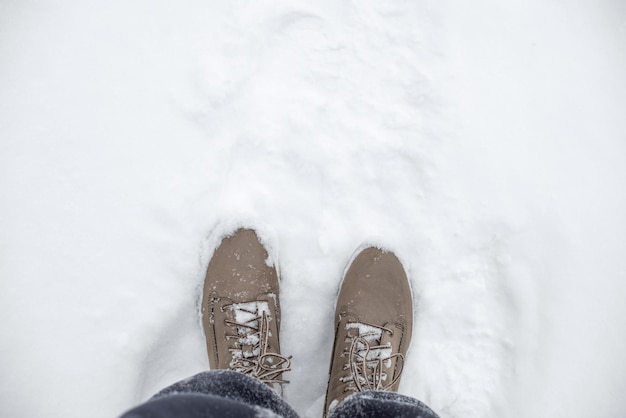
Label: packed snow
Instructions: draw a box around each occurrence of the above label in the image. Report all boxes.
[1,0,625,417]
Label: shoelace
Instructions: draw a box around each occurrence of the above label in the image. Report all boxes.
[223,301,291,391]
[340,322,404,393]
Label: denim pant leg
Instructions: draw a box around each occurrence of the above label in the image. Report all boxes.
[329,391,440,418]
[119,370,299,418]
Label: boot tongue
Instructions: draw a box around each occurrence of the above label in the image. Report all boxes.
[223,301,271,361]
[346,322,393,359]
[345,321,404,390]
[326,321,400,415]
[222,300,291,393]
[228,301,271,324]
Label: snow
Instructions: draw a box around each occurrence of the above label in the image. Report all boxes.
[1,0,626,417]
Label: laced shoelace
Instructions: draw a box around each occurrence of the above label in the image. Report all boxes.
[222,301,291,391]
[339,322,404,393]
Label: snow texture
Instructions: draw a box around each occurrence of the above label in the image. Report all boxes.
[1,0,626,417]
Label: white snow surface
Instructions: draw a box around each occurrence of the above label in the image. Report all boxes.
[1,0,626,417]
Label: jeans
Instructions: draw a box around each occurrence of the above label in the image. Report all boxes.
[120,370,440,418]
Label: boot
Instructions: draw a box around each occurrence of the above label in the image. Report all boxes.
[324,247,413,417]
[201,228,291,393]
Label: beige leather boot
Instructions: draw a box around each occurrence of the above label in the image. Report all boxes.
[324,247,413,417]
[201,228,291,393]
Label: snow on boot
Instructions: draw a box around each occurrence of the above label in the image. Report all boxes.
[324,247,413,417]
[201,228,291,394]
